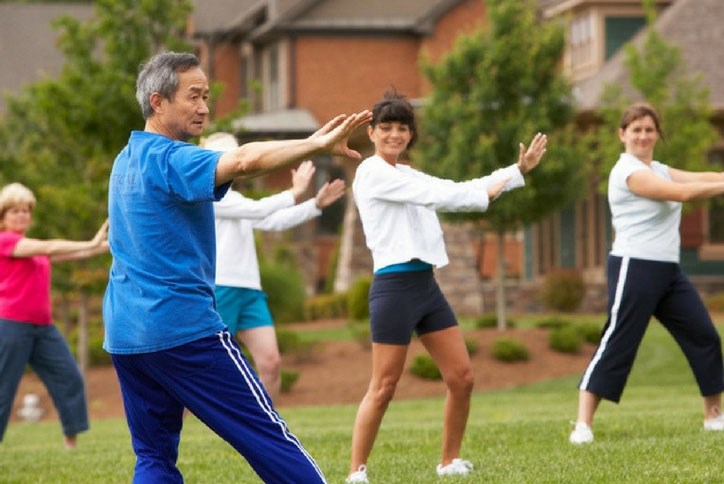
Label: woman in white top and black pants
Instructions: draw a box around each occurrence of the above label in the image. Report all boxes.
[570,103,724,445]
[345,89,547,483]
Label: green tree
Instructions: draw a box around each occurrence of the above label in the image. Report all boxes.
[0,0,193,372]
[592,0,717,188]
[415,0,584,329]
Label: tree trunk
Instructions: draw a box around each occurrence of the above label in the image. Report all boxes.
[77,289,89,377]
[475,230,486,314]
[495,229,507,331]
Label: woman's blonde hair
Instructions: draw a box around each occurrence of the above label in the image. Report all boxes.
[0,183,36,230]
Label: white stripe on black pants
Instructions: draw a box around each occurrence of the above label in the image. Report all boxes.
[579,255,724,403]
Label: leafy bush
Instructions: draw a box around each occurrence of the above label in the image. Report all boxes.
[549,325,583,353]
[409,354,442,380]
[491,338,530,362]
[534,316,572,330]
[304,293,348,320]
[706,292,724,313]
[88,332,112,367]
[348,320,371,350]
[464,337,480,356]
[576,321,602,344]
[347,275,372,320]
[539,269,585,312]
[280,369,300,393]
[275,329,312,354]
[260,258,306,323]
[475,313,516,329]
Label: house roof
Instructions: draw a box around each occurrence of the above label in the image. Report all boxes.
[190,0,264,37]
[0,3,94,112]
[232,107,320,137]
[574,0,724,111]
[191,0,463,39]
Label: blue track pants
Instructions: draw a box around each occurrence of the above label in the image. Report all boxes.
[112,330,326,484]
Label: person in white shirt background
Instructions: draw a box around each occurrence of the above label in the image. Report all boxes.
[204,132,345,400]
[345,89,548,483]
[569,102,724,445]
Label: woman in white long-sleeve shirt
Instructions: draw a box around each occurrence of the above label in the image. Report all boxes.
[345,90,547,483]
[205,132,345,399]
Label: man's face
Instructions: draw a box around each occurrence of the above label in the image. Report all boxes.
[157,67,210,141]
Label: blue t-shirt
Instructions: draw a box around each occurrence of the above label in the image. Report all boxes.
[103,131,230,354]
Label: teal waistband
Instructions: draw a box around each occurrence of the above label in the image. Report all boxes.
[375,260,433,274]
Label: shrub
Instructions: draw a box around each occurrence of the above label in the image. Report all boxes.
[347,275,372,320]
[280,369,300,393]
[88,332,112,367]
[275,329,312,354]
[260,258,306,323]
[534,316,572,330]
[409,354,442,380]
[464,337,480,356]
[304,293,348,320]
[577,321,602,344]
[549,325,583,353]
[475,313,515,329]
[539,269,585,312]
[706,292,724,313]
[348,320,371,350]
[491,338,530,362]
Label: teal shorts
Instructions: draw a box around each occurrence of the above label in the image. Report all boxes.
[215,286,274,334]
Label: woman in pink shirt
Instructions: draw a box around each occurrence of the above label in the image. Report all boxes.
[0,183,108,448]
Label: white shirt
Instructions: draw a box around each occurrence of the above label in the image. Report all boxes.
[352,155,525,272]
[609,153,681,263]
[214,190,321,289]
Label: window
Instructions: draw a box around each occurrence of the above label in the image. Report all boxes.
[604,16,646,59]
[570,13,594,67]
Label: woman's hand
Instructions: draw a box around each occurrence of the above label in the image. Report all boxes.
[315,179,346,209]
[517,132,548,175]
[91,219,109,247]
[290,160,316,203]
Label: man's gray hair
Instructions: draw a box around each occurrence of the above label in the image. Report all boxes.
[136,52,201,119]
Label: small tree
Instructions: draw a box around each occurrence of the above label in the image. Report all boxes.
[416,0,585,329]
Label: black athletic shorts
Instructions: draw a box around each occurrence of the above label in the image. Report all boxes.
[368,269,457,344]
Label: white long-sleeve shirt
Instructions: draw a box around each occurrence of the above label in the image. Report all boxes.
[352,155,525,272]
[214,189,321,289]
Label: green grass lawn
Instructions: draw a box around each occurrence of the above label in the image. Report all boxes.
[3,321,724,483]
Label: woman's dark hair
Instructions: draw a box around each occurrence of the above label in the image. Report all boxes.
[370,88,417,148]
[620,102,665,141]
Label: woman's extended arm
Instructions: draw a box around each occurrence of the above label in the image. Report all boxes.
[12,219,109,261]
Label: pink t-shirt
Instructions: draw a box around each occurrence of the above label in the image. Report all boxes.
[0,231,52,325]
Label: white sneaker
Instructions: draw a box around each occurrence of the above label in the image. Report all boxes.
[346,465,368,483]
[569,421,594,444]
[704,415,724,431]
[436,458,473,477]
